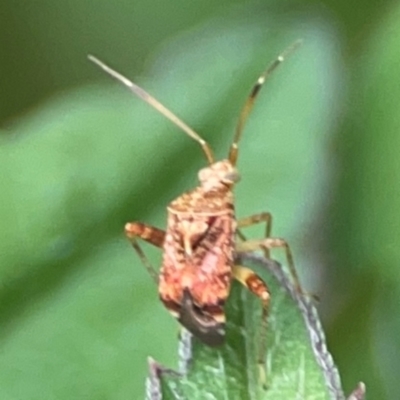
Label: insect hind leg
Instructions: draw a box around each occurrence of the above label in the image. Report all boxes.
[125,222,165,284]
[233,264,270,389]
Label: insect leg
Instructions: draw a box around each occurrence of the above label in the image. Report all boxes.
[236,237,302,294]
[233,264,270,389]
[237,212,272,258]
[124,222,165,284]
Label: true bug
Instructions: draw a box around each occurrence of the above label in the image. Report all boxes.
[89,41,303,385]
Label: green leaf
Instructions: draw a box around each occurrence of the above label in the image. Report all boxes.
[0,6,351,400]
[149,255,361,400]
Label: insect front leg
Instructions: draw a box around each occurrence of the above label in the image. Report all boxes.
[125,222,165,284]
[236,236,302,294]
[233,264,270,389]
[237,212,272,258]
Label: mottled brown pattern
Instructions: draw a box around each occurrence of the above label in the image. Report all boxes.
[169,190,234,215]
[159,182,236,319]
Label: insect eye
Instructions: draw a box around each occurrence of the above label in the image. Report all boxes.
[223,170,241,184]
[178,289,225,347]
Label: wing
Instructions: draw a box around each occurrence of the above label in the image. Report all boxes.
[159,212,235,309]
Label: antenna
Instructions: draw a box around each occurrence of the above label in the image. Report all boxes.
[228,40,302,166]
[88,55,215,164]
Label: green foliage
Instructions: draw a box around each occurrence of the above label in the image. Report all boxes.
[0,0,398,398]
[158,262,331,400]
[327,3,400,398]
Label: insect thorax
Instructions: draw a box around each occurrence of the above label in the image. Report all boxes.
[158,184,236,320]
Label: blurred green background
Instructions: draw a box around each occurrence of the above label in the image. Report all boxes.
[1,1,399,399]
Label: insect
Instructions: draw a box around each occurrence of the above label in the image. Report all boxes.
[89,41,303,386]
